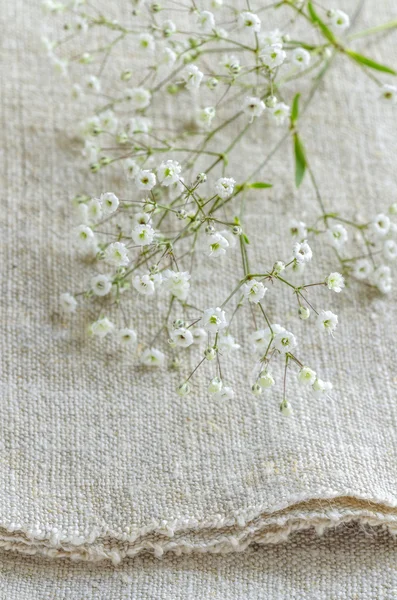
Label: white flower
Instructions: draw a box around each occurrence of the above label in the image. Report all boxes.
[117,328,137,346]
[239,11,261,33]
[132,212,152,227]
[104,242,129,267]
[259,29,283,47]
[177,382,191,397]
[125,87,151,109]
[170,327,194,348]
[329,9,350,30]
[125,159,141,180]
[140,347,165,367]
[192,327,207,344]
[207,232,229,257]
[163,270,191,301]
[379,84,397,104]
[71,83,82,100]
[131,224,155,246]
[369,213,390,238]
[60,292,77,313]
[91,274,112,296]
[260,44,286,69]
[273,260,285,274]
[161,47,177,68]
[326,272,345,293]
[243,96,266,122]
[243,279,267,303]
[373,265,392,294]
[352,258,373,280]
[128,116,151,134]
[100,110,118,133]
[218,334,240,354]
[157,160,182,186]
[312,378,333,397]
[298,367,317,386]
[197,106,216,129]
[291,47,311,69]
[197,10,215,32]
[384,239,397,261]
[249,328,273,354]
[136,170,157,190]
[213,386,234,401]
[133,274,155,296]
[273,326,297,354]
[316,310,338,335]
[100,192,119,215]
[87,198,102,223]
[86,75,101,92]
[138,33,155,52]
[73,225,96,251]
[208,377,223,393]
[202,307,228,332]
[269,102,291,125]
[215,177,236,199]
[326,224,348,249]
[293,240,312,263]
[280,399,293,416]
[220,54,240,73]
[90,317,114,338]
[162,19,176,36]
[182,64,204,91]
[50,55,68,77]
[289,219,307,240]
[219,228,237,248]
[258,370,275,389]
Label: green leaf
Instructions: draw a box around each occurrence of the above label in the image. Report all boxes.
[291,93,300,125]
[346,49,397,75]
[307,2,336,44]
[248,182,273,189]
[294,133,306,188]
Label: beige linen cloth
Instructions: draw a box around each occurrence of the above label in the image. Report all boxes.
[1,0,397,596]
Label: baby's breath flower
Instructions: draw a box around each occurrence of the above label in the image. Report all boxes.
[138,32,155,52]
[289,219,307,240]
[243,96,266,122]
[125,87,151,109]
[131,224,155,246]
[251,382,263,396]
[73,224,96,251]
[316,310,338,335]
[182,64,204,90]
[91,274,112,296]
[90,317,114,338]
[117,328,137,346]
[213,386,234,401]
[204,347,217,361]
[298,306,310,320]
[170,327,194,348]
[202,307,228,332]
[273,326,297,353]
[329,9,350,30]
[258,370,275,389]
[197,106,216,129]
[60,292,77,313]
[268,102,291,125]
[379,84,397,104]
[86,75,101,92]
[104,242,129,267]
[163,270,190,301]
[192,327,207,344]
[140,347,165,367]
[249,328,273,354]
[293,240,312,263]
[373,265,392,294]
[239,11,261,33]
[214,177,235,199]
[369,213,390,238]
[157,160,182,186]
[384,239,397,261]
[136,169,157,191]
[206,232,229,257]
[312,378,333,397]
[291,47,311,69]
[100,192,119,215]
[197,10,215,33]
[161,47,176,68]
[133,274,155,296]
[162,19,176,36]
[128,116,151,134]
[280,398,293,416]
[87,198,102,223]
[208,377,223,393]
[177,382,191,397]
[243,279,267,303]
[100,110,118,133]
[260,44,286,69]
[218,333,240,354]
[326,272,345,293]
[326,224,348,249]
[352,258,373,280]
[298,366,316,386]
[259,29,283,47]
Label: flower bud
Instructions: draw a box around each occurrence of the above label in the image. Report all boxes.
[208,377,223,393]
[298,306,310,320]
[204,348,217,361]
[258,371,275,389]
[280,399,293,416]
[176,209,187,220]
[389,202,397,215]
[177,382,190,397]
[121,70,132,81]
[232,225,242,236]
[251,383,262,396]
[207,77,219,90]
[265,95,278,108]
[273,261,285,275]
[173,319,185,329]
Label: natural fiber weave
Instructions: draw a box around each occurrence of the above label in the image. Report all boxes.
[1,0,397,580]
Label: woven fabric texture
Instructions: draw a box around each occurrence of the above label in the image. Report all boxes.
[1,0,397,578]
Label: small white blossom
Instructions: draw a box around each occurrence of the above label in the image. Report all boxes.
[182,64,204,91]
[207,232,229,257]
[373,265,392,294]
[90,317,114,338]
[86,75,101,92]
[177,382,191,397]
[131,224,155,246]
[87,198,102,223]
[170,327,194,348]
[291,47,311,69]
[326,224,348,249]
[202,307,228,333]
[157,160,182,186]
[192,327,207,344]
[249,327,273,354]
[269,102,291,125]
[136,169,157,190]
[369,213,390,238]
[312,378,333,397]
[273,326,297,354]
[243,279,267,303]
[220,54,240,73]
[213,386,234,401]
[117,328,137,346]
[379,84,397,104]
[208,377,223,393]
[298,306,310,320]
[243,96,266,122]
[326,272,345,293]
[352,258,373,280]
[132,212,152,227]
[163,270,190,301]
[133,274,155,296]
[100,192,119,215]
[384,239,397,261]
[280,399,293,416]
[239,11,261,33]
[215,177,236,199]
[219,228,237,248]
[329,9,350,30]
[298,367,317,386]
[162,19,176,36]
[197,106,216,129]
[138,33,155,52]
[140,347,165,367]
[91,274,112,296]
[260,44,286,69]
[218,334,240,354]
[128,116,151,134]
[100,110,118,133]
[273,260,285,275]
[289,219,307,240]
[161,47,177,69]
[104,242,129,267]
[317,310,338,335]
[259,29,283,47]
[293,240,312,263]
[73,225,97,252]
[60,292,77,313]
[125,87,151,109]
[125,159,141,180]
[205,347,218,361]
[197,10,215,32]
[258,370,275,389]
